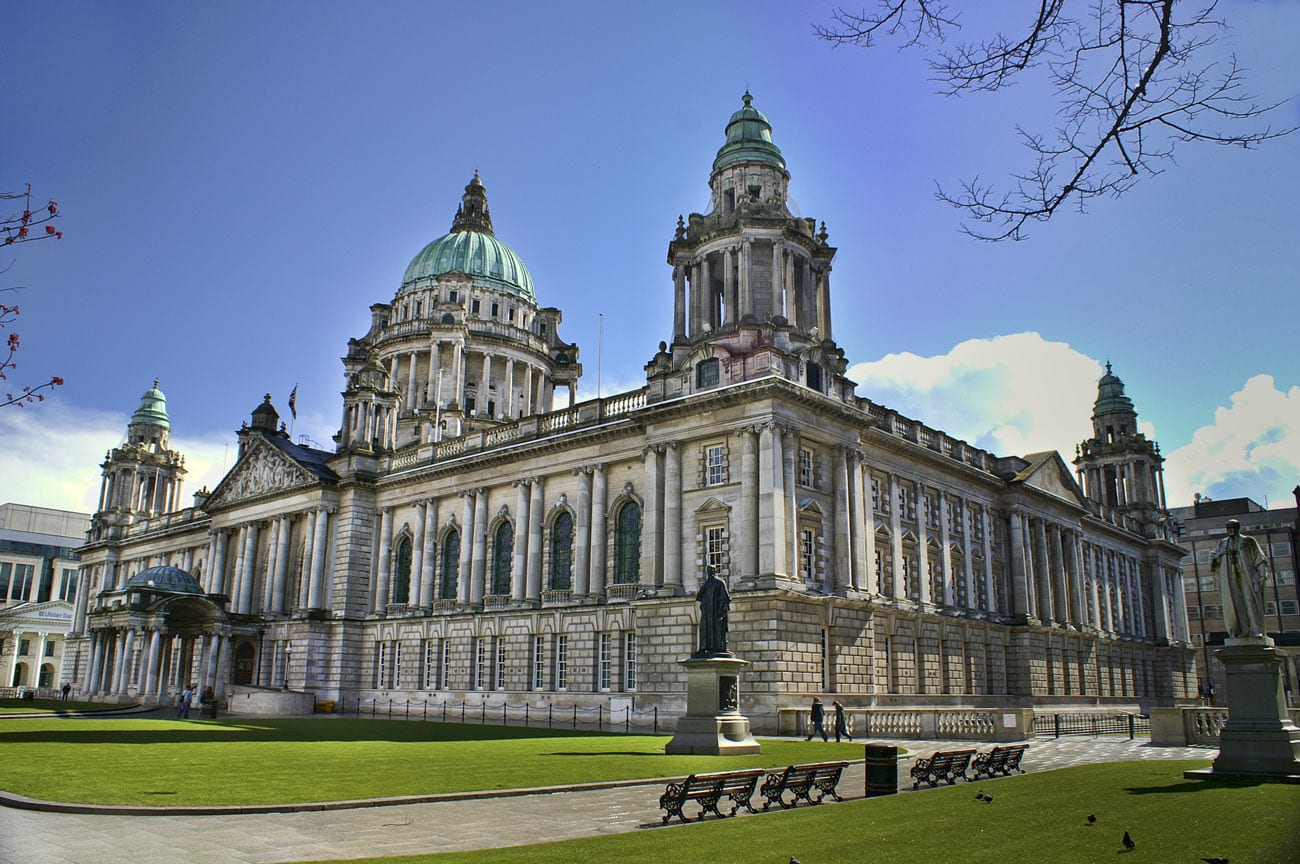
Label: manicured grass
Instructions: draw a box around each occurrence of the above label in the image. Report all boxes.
[0,698,105,714]
[302,761,1297,864]
[0,717,861,805]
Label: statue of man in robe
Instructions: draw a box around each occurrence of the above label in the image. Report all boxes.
[1210,519,1270,639]
[695,565,731,657]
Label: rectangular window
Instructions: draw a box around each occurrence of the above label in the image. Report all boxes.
[705,444,726,486]
[44,640,56,657]
[11,564,34,602]
[555,634,568,691]
[1265,601,1277,615]
[532,635,546,690]
[800,528,816,581]
[391,641,401,689]
[799,447,814,488]
[1276,570,1295,585]
[375,641,388,689]
[1202,604,1222,619]
[871,478,882,513]
[19,638,30,656]
[1281,600,1298,615]
[1196,549,1212,564]
[598,632,611,691]
[439,640,450,690]
[705,526,725,573]
[495,639,506,691]
[1271,541,1290,557]
[1186,605,1200,619]
[422,639,435,689]
[624,632,637,691]
[59,568,79,602]
[474,637,486,690]
[0,563,10,601]
[471,299,481,314]
[491,301,499,318]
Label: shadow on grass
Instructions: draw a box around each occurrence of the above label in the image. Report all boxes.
[1126,777,1262,795]
[545,751,667,757]
[0,718,656,746]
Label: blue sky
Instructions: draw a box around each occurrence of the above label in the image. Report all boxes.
[3,1,1298,514]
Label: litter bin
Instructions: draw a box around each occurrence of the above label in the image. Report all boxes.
[864,743,899,797]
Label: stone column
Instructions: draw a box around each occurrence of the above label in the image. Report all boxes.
[505,358,516,419]
[271,516,291,614]
[939,494,954,606]
[87,632,105,694]
[458,493,475,606]
[1033,518,1053,625]
[772,242,784,316]
[738,427,758,579]
[641,446,663,588]
[832,447,852,593]
[420,500,438,609]
[757,424,781,578]
[889,474,905,601]
[239,522,260,615]
[722,250,735,326]
[527,478,544,600]
[916,485,931,607]
[590,464,608,598]
[410,502,426,608]
[673,264,686,341]
[858,458,877,595]
[739,240,751,318]
[574,468,592,597]
[375,507,393,613]
[426,342,440,404]
[118,629,136,695]
[1065,529,1085,628]
[1050,523,1069,625]
[663,443,682,592]
[406,351,418,411]
[307,507,330,610]
[144,629,162,696]
[1007,510,1030,619]
[783,428,797,578]
[480,354,492,417]
[471,489,488,604]
[513,481,531,602]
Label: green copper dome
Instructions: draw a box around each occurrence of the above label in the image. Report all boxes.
[400,173,535,303]
[1093,362,1135,417]
[130,379,170,429]
[712,92,786,173]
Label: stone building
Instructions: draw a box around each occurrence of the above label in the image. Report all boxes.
[62,94,1195,727]
[1169,494,1299,702]
[0,503,90,691]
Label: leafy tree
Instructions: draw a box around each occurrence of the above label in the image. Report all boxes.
[2,184,64,406]
[816,1,1296,240]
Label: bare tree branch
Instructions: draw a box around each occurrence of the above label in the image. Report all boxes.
[1,184,65,407]
[817,0,1297,240]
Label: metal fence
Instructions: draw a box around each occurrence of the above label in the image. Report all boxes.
[341,696,667,734]
[1032,712,1149,739]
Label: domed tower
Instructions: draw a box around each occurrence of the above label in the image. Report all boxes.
[650,93,852,403]
[91,380,187,539]
[338,172,580,453]
[1074,363,1169,531]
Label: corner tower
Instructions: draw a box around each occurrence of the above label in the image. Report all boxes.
[1074,363,1169,532]
[91,380,187,540]
[650,93,853,404]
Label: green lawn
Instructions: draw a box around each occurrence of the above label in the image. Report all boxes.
[304,761,1298,864]
[0,698,106,715]
[0,716,861,805]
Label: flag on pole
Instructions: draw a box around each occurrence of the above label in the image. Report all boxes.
[288,384,297,420]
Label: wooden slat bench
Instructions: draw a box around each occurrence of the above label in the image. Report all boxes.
[760,760,850,810]
[659,768,765,823]
[971,743,1029,779]
[909,748,977,788]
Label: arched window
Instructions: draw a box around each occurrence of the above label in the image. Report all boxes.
[614,501,641,584]
[392,536,412,604]
[696,358,720,389]
[806,361,824,393]
[440,529,460,600]
[549,512,573,591]
[492,522,513,595]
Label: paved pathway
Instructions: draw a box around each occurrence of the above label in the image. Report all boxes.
[0,736,1214,864]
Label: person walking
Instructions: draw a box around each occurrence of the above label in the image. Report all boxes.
[806,696,828,741]
[832,699,852,742]
[176,683,195,719]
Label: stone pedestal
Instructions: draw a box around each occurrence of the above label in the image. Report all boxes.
[1186,639,1300,783]
[665,655,761,755]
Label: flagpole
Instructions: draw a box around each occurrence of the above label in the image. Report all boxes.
[597,312,604,400]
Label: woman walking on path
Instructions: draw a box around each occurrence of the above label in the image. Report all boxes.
[833,700,852,742]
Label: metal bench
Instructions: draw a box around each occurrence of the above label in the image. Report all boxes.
[760,760,850,809]
[909,748,977,788]
[971,743,1028,779]
[659,768,764,823]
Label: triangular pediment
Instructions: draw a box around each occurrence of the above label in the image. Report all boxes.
[1013,451,1088,507]
[0,600,74,629]
[695,496,731,516]
[204,437,318,510]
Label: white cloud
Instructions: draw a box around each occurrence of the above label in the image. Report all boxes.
[846,333,1104,458]
[0,399,235,514]
[1163,375,1300,509]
